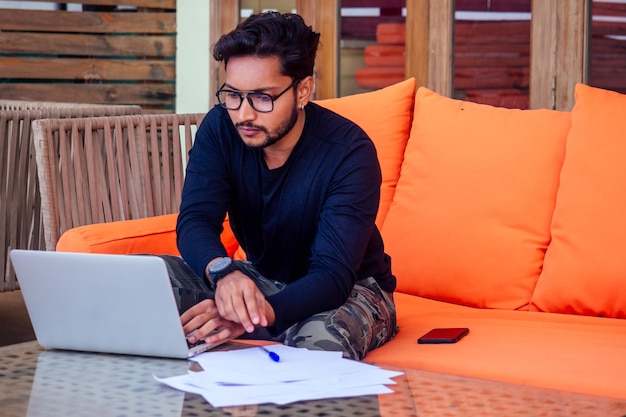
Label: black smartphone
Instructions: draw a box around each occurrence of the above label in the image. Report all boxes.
[417,327,469,344]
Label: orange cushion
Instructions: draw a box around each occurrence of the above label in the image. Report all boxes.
[316,78,415,228]
[364,44,405,67]
[354,67,407,91]
[530,84,626,319]
[382,87,571,309]
[365,293,626,400]
[56,213,240,258]
[376,23,406,45]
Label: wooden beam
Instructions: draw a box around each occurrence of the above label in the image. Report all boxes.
[405,0,454,97]
[529,1,558,109]
[555,0,589,111]
[530,0,589,110]
[405,0,430,90]
[297,0,339,99]
[209,0,240,107]
[428,0,455,97]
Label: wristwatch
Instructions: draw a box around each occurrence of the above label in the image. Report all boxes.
[207,257,236,289]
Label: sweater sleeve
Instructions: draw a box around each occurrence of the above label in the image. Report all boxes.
[176,111,232,278]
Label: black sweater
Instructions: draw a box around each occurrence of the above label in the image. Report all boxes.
[176,103,395,333]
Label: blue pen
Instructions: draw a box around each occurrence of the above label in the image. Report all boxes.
[259,346,280,362]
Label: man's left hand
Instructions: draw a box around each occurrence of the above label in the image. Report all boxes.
[214,271,275,332]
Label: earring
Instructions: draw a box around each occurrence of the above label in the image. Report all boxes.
[300,103,305,110]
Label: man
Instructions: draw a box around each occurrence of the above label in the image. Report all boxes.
[174,11,396,360]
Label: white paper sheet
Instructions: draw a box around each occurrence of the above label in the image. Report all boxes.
[155,344,403,407]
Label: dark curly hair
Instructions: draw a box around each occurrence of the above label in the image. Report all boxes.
[212,11,320,81]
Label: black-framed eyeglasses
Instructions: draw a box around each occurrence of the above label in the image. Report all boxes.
[215,79,299,113]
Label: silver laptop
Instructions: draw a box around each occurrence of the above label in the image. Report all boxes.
[10,250,210,359]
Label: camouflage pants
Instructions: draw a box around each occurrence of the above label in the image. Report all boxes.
[282,277,397,360]
[160,255,397,360]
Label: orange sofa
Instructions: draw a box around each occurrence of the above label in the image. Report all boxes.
[56,78,626,400]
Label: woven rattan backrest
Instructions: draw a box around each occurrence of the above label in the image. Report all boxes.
[0,104,141,292]
[0,99,133,111]
[32,113,206,252]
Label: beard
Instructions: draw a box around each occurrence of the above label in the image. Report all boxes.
[236,105,299,149]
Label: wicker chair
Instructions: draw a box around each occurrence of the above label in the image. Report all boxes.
[0,101,141,291]
[0,100,130,109]
[32,113,206,253]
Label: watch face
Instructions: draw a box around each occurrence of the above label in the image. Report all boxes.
[210,257,232,273]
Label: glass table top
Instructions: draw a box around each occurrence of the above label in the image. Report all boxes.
[1,341,625,417]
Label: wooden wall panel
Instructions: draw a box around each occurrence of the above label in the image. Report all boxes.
[0,1,177,112]
[0,9,175,33]
[0,84,174,106]
[18,0,175,6]
[0,33,176,57]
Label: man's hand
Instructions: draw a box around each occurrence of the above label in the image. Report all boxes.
[181,299,245,347]
[214,271,275,333]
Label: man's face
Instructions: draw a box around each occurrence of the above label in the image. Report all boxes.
[222,56,300,149]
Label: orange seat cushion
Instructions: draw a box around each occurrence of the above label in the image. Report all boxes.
[354,67,407,91]
[56,213,240,258]
[366,293,626,400]
[530,84,626,319]
[382,87,571,309]
[316,78,416,228]
[364,44,405,67]
[376,23,406,45]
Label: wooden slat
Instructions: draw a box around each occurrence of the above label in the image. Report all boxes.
[0,84,174,106]
[463,88,530,112]
[0,33,175,57]
[591,36,626,54]
[0,10,175,34]
[0,57,175,81]
[456,43,529,54]
[593,1,626,16]
[591,22,626,36]
[590,2,626,95]
[8,0,175,7]
[590,67,626,90]
[455,55,529,69]
[454,67,529,89]
[591,54,626,68]
[456,20,530,42]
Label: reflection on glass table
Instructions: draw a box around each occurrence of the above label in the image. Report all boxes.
[26,350,188,417]
[2,342,626,417]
